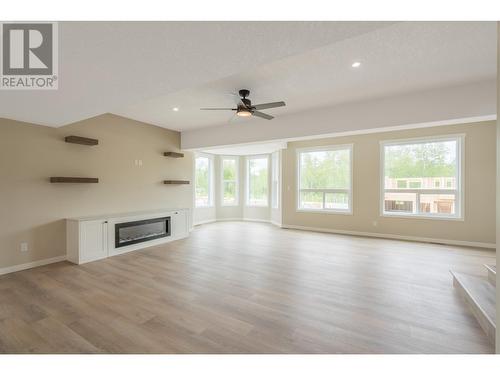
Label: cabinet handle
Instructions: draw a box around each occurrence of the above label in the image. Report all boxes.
[104,221,108,224]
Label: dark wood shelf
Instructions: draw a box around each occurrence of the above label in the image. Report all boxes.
[164,180,189,185]
[50,177,99,183]
[164,152,184,158]
[65,136,99,146]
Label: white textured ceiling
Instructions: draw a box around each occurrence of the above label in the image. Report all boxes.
[0,21,394,126]
[116,21,497,132]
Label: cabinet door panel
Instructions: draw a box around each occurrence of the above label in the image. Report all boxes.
[80,220,107,262]
[171,211,188,238]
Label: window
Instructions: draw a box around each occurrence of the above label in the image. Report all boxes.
[221,157,238,206]
[195,155,213,207]
[381,135,463,219]
[246,156,269,206]
[397,180,408,189]
[271,152,280,209]
[297,145,352,213]
[409,181,421,189]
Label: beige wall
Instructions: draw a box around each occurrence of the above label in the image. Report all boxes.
[282,120,497,246]
[0,114,193,270]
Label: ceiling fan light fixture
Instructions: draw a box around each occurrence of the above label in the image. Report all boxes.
[200,89,285,120]
[236,109,252,117]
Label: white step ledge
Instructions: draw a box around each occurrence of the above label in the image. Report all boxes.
[451,270,496,344]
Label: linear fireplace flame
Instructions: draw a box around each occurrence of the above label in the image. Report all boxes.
[115,217,171,248]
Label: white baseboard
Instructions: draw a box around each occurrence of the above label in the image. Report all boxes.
[221,218,282,227]
[270,220,283,228]
[242,218,271,223]
[281,224,496,249]
[193,219,217,226]
[0,255,67,276]
[208,217,272,224]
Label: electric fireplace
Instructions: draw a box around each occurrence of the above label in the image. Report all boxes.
[115,216,170,248]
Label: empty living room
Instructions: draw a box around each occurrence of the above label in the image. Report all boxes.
[1,1,500,373]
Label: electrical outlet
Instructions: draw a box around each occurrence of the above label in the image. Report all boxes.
[20,242,28,252]
[372,221,378,227]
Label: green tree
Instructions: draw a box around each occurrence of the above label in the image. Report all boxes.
[385,141,456,179]
[300,150,350,190]
[195,157,209,201]
[249,159,268,204]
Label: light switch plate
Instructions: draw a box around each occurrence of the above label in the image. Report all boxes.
[20,242,28,252]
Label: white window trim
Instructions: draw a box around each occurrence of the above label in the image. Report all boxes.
[220,156,239,207]
[379,134,465,221]
[194,152,214,208]
[271,151,280,210]
[246,154,270,207]
[296,144,353,215]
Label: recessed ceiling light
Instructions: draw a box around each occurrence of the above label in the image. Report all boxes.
[172,107,179,112]
[351,61,361,68]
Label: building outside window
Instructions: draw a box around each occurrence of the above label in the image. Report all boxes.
[381,135,463,219]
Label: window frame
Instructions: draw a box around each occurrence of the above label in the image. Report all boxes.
[246,155,270,207]
[296,144,353,215]
[194,153,214,208]
[271,151,280,209]
[379,134,465,221]
[220,156,239,207]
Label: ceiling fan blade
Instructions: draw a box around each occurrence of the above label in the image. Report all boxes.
[200,108,235,110]
[253,101,286,110]
[252,111,274,120]
[226,92,248,108]
[228,113,238,124]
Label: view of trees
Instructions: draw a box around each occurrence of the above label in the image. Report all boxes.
[222,158,237,204]
[300,149,350,189]
[299,149,351,210]
[195,157,210,206]
[384,140,456,180]
[248,158,268,205]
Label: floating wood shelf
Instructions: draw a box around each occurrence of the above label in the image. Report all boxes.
[65,136,99,146]
[164,152,184,158]
[50,177,99,183]
[164,180,189,185]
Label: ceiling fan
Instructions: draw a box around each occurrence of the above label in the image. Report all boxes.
[200,89,286,120]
